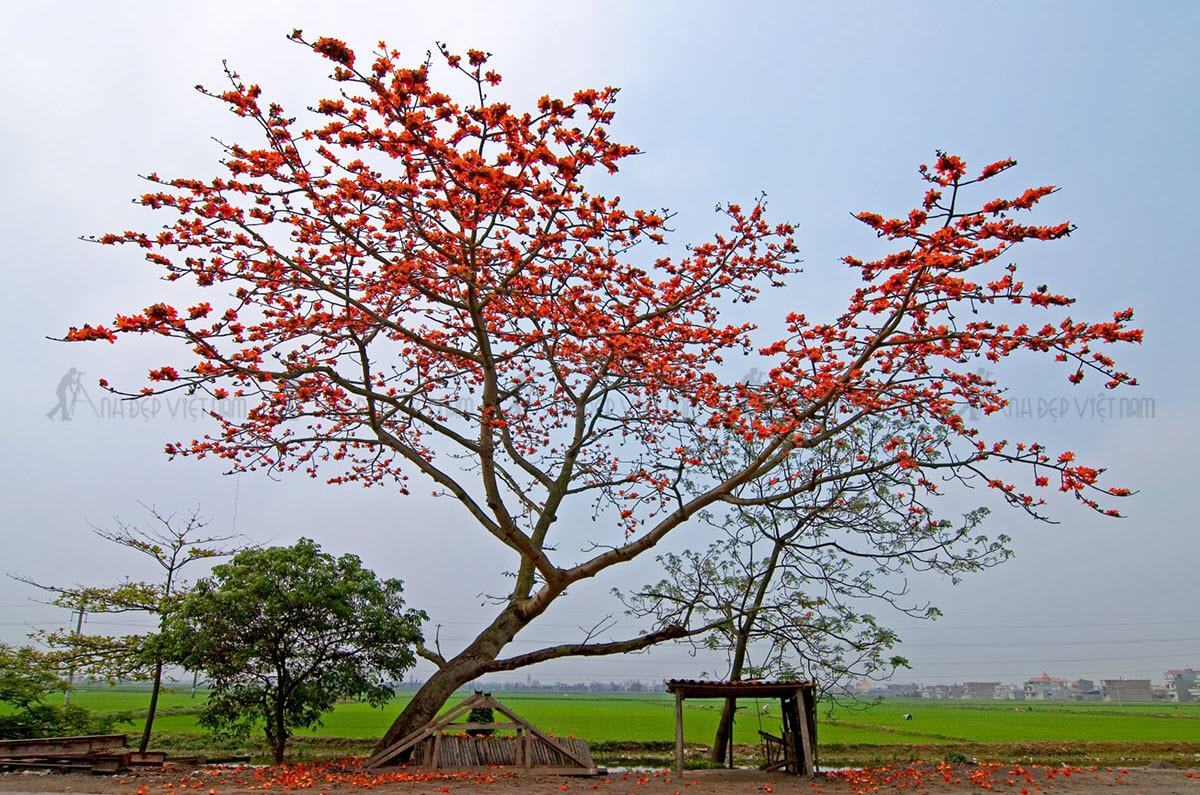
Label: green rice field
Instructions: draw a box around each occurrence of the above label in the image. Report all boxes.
[61,688,1200,747]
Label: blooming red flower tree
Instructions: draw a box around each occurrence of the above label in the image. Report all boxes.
[67,32,1141,751]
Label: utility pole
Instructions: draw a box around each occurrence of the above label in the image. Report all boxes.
[63,601,85,706]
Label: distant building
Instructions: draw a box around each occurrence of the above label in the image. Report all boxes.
[995,684,1026,701]
[1162,669,1198,703]
[1025,673,1070,700]
[1024,674,1098,701]
[920,684,964,700]
[885,683,921,698]
[1100,678,1154,702]
[962,681,1000,700]
[1071,679,1102,701]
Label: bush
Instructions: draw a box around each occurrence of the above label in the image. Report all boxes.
[0,645,119,739]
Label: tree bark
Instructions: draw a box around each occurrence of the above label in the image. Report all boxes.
[711,536,786,764]
[376,608,526,754]
[138,658,164,753]
[270,695,287,765]
[376,655,488,754]
[712,697,738,766]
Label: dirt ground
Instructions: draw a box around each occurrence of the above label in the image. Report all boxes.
[2,762,1200,795]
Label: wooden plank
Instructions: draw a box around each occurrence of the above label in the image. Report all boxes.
[532,766,598,776]
[365,694,485,769]
[0,735,128,758]
[781,695,799,775]
[804,686,819,774]
[794,703,813,776]
[0,734,127,752]
[0,760,97,772]
[88,755,128,774]
[370,694,595,772]
[486,697,591,769]
[676,696,686,773]
[430,731,442,769]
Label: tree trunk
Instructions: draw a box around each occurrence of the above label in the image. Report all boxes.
[138,658,164,753]
[712,697,737,765]
[376,608,527,755]
[711,538,786,764]
[269,697,288,765]
[711,614,754,764]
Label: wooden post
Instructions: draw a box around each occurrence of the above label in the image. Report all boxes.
[795,688,815,778]
[778,697,791,772]
[674,691,685,776]
[784,695,804,775]
[430,731,442,769]
[805,686,819,775]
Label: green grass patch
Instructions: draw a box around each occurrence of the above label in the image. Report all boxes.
[62,688,1200,749]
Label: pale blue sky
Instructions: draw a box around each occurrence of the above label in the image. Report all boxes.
[0,1,1196,687]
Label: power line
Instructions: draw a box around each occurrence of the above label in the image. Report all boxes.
[893,636,1200,649]
[413,633,1200,649]
[422,617,1200,631]
[6,608,1200,633]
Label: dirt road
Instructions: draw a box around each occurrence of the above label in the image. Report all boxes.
[2,762,1199,794]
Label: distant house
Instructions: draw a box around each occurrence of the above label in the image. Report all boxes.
[885,683,921,698]
[1100,678,1154,702]
[1024,673,1069,700]
[1162,669,1198,703]
[962,681,1000,700]
[995,684,1026,701]
[920,684,964,700]
[1024,674,1098,701]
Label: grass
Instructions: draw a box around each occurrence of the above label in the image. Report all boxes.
[62,687,1200,748]
[31,687,1199,767]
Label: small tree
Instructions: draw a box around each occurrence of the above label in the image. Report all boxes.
[15,505,242,752]
[160,539,424,764]
[622,420,1011,763]
[0,645,120,739]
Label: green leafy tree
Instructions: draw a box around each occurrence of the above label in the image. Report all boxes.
[0,645,122,739]
[15,505,243,752]
[160,539,425,764]
[621,419,1011,764]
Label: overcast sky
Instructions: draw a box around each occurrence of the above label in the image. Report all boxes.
[1,0,1196,690]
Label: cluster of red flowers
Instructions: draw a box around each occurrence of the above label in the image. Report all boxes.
[67,32,1142,666]
[115,760,1168,794]
[131,759,508,793]
[818,761,1134,793]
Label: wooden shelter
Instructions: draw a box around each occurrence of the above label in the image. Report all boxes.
[665,679,817,777]
[365,691,597,775]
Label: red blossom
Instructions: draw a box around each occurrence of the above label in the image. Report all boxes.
[311,36,355,67]
[68,35,1140,694]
